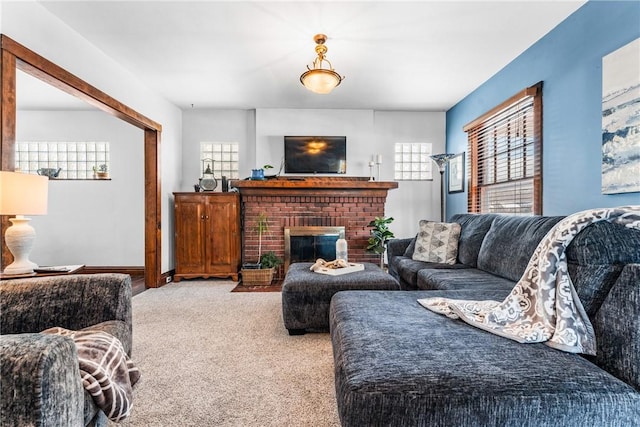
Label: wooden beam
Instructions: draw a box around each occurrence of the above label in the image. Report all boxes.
[1,34,163,288]
[1,35,161,132]
[0,46,16,269]
[145,128,161,288]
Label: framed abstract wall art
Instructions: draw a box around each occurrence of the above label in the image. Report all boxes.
[602,38,640,195]
[448,152,464,193]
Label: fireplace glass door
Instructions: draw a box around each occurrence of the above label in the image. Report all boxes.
[284,226,345,271]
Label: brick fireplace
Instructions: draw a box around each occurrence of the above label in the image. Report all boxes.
[232,177,398,281]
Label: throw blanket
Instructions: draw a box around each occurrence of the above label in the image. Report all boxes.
[42,327,140,422]
[418,206,640,355]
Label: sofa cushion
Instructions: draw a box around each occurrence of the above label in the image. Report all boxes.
[402,234,417,257]
[477,215,564,282]
[450,213,499,266]
[330,290,640,427]
[395,257,471,290]
[566,220,640,266]
[412,221,461,264]
[562,221,640,320]
[417,268,515,293]
[592,264,640,391]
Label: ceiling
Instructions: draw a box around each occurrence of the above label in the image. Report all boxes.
[25,0,585,111]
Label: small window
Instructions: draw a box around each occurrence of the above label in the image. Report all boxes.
[393,142,433,181]
[15,141,110,179]
[200,142,239,179]
[464,82,543,215]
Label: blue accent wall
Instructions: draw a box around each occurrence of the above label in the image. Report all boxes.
[446,1,640,216]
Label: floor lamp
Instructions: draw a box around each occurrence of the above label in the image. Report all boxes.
[430,153,456,222]
[0,171,49,275]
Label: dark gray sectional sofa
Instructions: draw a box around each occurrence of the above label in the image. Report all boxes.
[0,274,133,426]
[388,213,565,292]
[330,213,640,426]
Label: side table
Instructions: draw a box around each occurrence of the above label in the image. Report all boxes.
[0,264,85,280]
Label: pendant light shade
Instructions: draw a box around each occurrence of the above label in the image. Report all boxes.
[300,34,344,94]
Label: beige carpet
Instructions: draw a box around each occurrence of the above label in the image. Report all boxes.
[111,280,340,426]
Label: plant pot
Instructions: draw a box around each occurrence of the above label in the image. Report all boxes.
[242,262,262,270]
[241,267,274,286]
[97,172,109,179]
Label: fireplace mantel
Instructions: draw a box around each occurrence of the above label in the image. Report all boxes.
[231,177,398,197]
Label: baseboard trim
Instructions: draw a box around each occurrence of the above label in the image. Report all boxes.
[81,266,145,276]
[80,266,175,288]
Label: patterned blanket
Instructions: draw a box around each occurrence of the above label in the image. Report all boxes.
[42,327,140,422]
[418,206,640,355]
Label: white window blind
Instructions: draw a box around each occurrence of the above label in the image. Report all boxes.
[464,82,542,215]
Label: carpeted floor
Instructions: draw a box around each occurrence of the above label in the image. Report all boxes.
[110,280,339,426]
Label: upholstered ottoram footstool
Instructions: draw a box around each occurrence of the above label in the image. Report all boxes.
[282,262,400,335]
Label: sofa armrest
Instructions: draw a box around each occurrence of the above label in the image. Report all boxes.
[0,273,132,336]
[592,263,640,391]
[387,238,414,259]
[0,333,84,425]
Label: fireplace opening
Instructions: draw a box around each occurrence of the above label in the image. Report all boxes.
[284,226,345,271]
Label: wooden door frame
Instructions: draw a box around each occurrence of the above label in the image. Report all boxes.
[0,34,163,288]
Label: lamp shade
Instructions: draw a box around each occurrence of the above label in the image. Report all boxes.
[300,69,342,94]
[0,171,48,215]
[430,153,457,173]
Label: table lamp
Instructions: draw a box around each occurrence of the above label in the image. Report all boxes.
[0,171,49,275]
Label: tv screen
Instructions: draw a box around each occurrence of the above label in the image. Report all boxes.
[284,136,346,174]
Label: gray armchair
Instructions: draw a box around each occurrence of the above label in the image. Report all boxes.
[0,273,132,427]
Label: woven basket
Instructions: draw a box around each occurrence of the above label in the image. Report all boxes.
[241,267,274,286]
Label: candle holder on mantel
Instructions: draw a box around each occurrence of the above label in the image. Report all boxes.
[368,161,375,181]
[375,154,382,181]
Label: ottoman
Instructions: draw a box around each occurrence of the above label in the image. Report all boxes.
[282,262,400,335]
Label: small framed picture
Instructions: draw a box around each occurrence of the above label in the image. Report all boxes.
[448,152,465,193]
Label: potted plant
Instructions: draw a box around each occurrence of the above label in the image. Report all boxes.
[94,164,109,179]
[241,212,281,285]
[259,251,283,270]
[366,216,395,269]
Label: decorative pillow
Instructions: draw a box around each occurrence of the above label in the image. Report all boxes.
[412,220,461,264]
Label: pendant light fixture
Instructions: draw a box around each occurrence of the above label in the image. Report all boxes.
[300,34,344,94]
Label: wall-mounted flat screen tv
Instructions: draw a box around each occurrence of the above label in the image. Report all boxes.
[284,136,346,174]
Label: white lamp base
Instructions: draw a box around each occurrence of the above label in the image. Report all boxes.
[3,215,39,275]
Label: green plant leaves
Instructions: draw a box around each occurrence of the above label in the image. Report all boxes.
[366,216,395,254]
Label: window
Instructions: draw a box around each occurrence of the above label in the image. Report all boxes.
[393,142,433,181]
[200,142,239,179]
[463,82,542,215]
[15,141,110,179]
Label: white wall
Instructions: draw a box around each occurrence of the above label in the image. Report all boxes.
[1,1,183,272]
[181,109,252,190]
[373,111,446,239]
[17,110,144,266]
[2,1,446,272]
[182,108,445,240]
